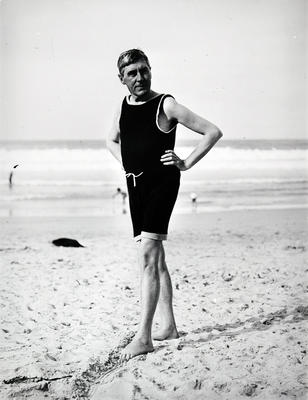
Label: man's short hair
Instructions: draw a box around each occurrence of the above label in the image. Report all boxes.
[117,49,150,76]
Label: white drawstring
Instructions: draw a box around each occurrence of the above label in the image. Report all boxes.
[125,172,144,187]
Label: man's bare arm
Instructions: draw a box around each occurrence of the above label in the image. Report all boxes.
[106,103,122,166]
[160,97,223,170]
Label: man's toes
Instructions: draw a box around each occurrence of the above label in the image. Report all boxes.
[119,352,131,362]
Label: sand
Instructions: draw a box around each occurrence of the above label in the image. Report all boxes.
[0,208,307,399]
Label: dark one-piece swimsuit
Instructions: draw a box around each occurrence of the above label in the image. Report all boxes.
[119,93,180,241]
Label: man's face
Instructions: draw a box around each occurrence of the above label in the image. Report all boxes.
[119,60,152,99]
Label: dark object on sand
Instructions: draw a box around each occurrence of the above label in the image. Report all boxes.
[52,238,85,248]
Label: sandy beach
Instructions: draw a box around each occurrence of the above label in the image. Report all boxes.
[0,208,307,399]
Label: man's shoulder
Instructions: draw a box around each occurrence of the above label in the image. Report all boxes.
[114,98,126,116]
[110,99,125,128]
[162,94,176,105]
[161,95,178,116]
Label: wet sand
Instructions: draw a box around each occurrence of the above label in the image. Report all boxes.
[0,208,307,399]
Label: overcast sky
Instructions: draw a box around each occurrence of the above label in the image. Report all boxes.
[0,0,307,141]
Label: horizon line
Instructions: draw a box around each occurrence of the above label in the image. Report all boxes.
[0,138,307,143]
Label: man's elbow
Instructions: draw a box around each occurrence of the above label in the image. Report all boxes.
[209,126,223,141]
[216,128,223,140]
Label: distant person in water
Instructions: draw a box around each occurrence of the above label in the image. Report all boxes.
[106,48,222,360]
[9,165,19,189]
[112,187,127,214]
[112,187,127,205]
[190,192,198,211]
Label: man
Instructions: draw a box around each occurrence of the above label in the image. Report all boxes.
[107,49,222,360]
[112,187,127,214]
[112,187,127,205]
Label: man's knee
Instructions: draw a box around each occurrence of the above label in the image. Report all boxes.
[140,238,161,271]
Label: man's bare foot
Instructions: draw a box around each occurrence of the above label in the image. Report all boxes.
[120,337,154,361]
[153,327,179,341]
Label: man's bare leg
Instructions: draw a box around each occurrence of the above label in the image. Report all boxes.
[153,244,179,341]
[121,238,161,360]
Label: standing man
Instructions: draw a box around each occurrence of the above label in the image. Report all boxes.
[107,49,222,360]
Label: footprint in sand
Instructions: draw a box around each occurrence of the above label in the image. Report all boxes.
[222,272,235,282]
[284,245,306,252]
[241,383,258,396]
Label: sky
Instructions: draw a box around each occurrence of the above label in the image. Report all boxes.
[0,0,307,141]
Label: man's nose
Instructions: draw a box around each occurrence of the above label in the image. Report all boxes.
[136,71,143,81]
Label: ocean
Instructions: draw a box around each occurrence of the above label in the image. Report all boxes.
[0,139,307,217]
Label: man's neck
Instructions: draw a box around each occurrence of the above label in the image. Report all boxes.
[129,90,158,104]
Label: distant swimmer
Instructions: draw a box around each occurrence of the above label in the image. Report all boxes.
[190,192,198,204]
[112,187,128,214]
[190,192,198,211]
[9,164,19,188]
[113,187,127,205]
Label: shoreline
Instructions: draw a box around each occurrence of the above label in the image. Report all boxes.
[0,203,307,219]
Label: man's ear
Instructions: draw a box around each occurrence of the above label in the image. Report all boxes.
[118,73,125,85]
